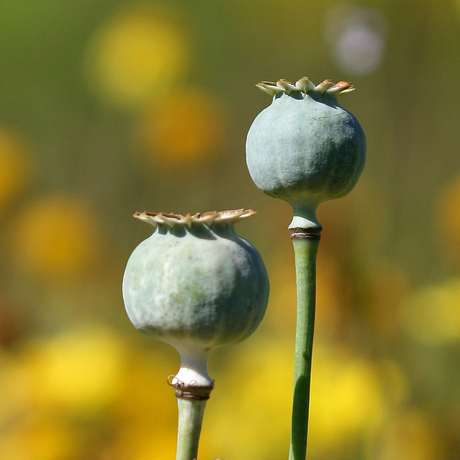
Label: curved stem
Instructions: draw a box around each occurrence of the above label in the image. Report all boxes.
[288,230,320,460]
[176,398,207,460]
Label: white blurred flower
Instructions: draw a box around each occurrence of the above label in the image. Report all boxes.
[325,4,388,75]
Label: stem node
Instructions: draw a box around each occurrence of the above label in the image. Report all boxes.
[168,376,215,401]
[289,228,322,240]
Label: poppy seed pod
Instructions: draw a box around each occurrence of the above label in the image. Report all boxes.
[246,77,366,229]
[122,209,269,393]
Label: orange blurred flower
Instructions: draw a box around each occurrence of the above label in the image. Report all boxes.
[0,126,31,214]
[364,259,409,338]
[372,410,446,460]
[437,174,460,263]
[265,249,351,338]
[0,415,79,460]
[136,88,225,165]
[10,194,101,280]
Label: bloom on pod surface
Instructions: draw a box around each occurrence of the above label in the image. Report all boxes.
[246,77,366,230]
[122,209,269,397]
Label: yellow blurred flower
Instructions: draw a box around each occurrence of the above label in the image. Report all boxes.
[204,338,293,459]
[308,344,386,456]
[23,326,126,417]
[108,343,182,460]
[0,126,31,214]
[84,4,189,109]
[113,345,178,424]
[0,326,183,458]
[0,351,35,429]
[10,194,101,280]
[205,339,387,459]
[136,88,225,165]
[401,277,460,345]
[0,342,83,459]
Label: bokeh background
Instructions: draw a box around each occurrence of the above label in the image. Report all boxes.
[1,0,460,459]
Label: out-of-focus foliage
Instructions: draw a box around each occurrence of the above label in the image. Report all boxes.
[0,127,31,214]
[0,0,460,459]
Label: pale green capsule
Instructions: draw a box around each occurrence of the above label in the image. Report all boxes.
[122,209,269,388]
[246,78,366,229]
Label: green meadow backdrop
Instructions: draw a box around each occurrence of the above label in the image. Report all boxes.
[1,1,460,459]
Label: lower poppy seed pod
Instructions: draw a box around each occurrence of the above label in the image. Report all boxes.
[246,77,366,230]
[122,209,270,394]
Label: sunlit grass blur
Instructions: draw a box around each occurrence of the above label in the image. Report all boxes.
[1,0,460,458]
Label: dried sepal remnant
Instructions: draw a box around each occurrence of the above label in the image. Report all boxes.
[314,79,334,94]
[134,208,256,228]
[256,77,355,97]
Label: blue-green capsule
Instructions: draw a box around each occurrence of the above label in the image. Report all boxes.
[122,209,269,388]
[246,78,366,229]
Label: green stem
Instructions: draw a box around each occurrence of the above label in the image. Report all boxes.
[176,398,207,460]
[288,232,320,460]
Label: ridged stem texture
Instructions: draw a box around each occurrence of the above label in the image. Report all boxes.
[176,398,207,460]
[288,235,320,460]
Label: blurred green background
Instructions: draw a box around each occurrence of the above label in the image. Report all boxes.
[1,0,460,459]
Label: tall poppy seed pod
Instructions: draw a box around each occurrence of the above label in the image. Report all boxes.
[246,77,366,460]
[122,209,269,392]
[246,77,366,230]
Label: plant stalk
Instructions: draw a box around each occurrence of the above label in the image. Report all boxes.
[288,228,321,460]
[176,397,207,460]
